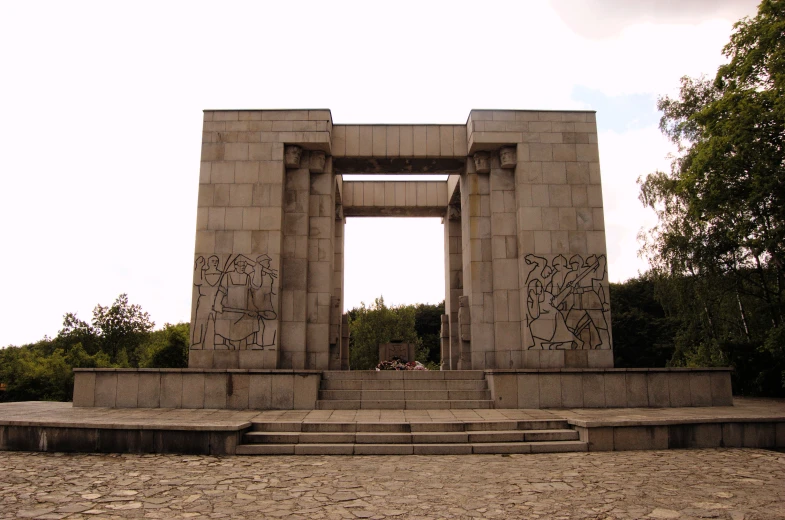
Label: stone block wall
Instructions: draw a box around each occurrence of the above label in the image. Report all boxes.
[188,109,612,370]
[190,110,341,370]
[73,369,321,410]
[486,368,733,409]
[456,110,613,369]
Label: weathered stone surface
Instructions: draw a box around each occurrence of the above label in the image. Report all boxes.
[0,445,783,519]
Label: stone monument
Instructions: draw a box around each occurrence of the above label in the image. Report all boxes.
[70,108,734,414]
[189,108,613,371]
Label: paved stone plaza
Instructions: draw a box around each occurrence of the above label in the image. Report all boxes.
[1,448,783,519]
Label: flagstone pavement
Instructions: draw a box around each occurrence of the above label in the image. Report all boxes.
[1,447,783,519]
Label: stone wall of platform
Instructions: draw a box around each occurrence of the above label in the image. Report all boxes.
[486,368,733,409]
[73,369,321,410]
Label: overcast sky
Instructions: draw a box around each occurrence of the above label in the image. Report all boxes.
[0,0,759,346]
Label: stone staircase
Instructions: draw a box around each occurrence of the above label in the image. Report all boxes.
[315,370,494,410]
[235,419,587,455]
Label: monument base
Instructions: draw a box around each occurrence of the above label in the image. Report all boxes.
[73,369,320,410]
[72,367,733,410]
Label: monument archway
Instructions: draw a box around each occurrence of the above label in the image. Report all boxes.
[68,108,735,418]
[189,110,613,371]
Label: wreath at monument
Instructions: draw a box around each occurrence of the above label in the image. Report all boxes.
[375,356,428,371]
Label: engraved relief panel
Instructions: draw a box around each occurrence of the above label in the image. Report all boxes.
[522,253,611,350]
[191,253,279,351]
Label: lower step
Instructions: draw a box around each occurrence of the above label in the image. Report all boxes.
[250,420,571,432]
[243,429,579,444]
[236,441,588,455]
[316,399,493,410]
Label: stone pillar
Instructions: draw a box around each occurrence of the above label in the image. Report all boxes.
[340,313,350,370]
[306,155,335,370]
[329,192,345,369]
[189,113,285,369]
[490,150,521,368]
[440,315,450,370]
[513,119,613,368]
[280,146,310,369]
[459,154,494,369]
[458,295,471,366]
[443,200,462,370]
[190,109,335,369]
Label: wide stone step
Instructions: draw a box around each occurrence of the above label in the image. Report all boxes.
[315,399,494,410]
[235,441,588,456]
[318,390,492,401]
[250,420,572,433]
[320,379,489,391]
[244,429,579,444]
[321,370,486,381]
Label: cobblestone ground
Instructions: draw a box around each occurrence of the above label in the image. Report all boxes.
[1,449,783,519]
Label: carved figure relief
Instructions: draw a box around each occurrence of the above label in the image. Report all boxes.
[499,146,517,168]
[191,253,278,350]
[523,254,611,350]
[472,152,491,174]
[191,255,221,348]
[458,295,471,342]
[284,145,302,169]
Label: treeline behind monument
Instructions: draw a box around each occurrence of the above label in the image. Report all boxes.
[0,295,189,402]
[2,274,785,401]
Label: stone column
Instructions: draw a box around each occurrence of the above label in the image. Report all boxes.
[329,191,345,370]
[440,314,450,370]
[340,314,350,370]
[280,146,310,369]
[306,154,335,369]
[443,201,462,370]
[490,149,521,368]
[459,153,494,369]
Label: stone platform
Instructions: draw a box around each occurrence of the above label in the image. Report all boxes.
[72,367,734,410]
[1,398,783,456]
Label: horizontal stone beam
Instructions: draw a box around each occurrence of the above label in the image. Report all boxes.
[344,207,445,217]
[342,181,447,214]
[333,157,465,174]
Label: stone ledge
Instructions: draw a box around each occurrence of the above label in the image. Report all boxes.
[0,419,252,431]
[568,416,785,428]
[484,367,733,374]
[74,368,323,375]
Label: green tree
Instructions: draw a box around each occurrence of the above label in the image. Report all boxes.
[348,297,420,370]
[143,323,190,369]
[414,301,445,366]
[91,294,154,364]
[609,274,677,368]
[638,0,785,395]
[0,295,187,402]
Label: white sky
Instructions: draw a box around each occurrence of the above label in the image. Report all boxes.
[0,0,759,346]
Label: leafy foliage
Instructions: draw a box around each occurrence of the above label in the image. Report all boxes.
[0,295,189,402]
[637,0,785,396]
[348,297,443,370]
[609,274,677,368]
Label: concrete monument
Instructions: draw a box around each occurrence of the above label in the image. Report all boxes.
[189,108,613,371]
[70,108,734,414]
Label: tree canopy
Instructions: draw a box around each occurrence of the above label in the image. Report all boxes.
[347,297,443,370]
[0,295,188,402]
[637,0,785,395]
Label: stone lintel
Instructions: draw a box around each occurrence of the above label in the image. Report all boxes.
[344,206,445,217]
[333,157,465,174]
